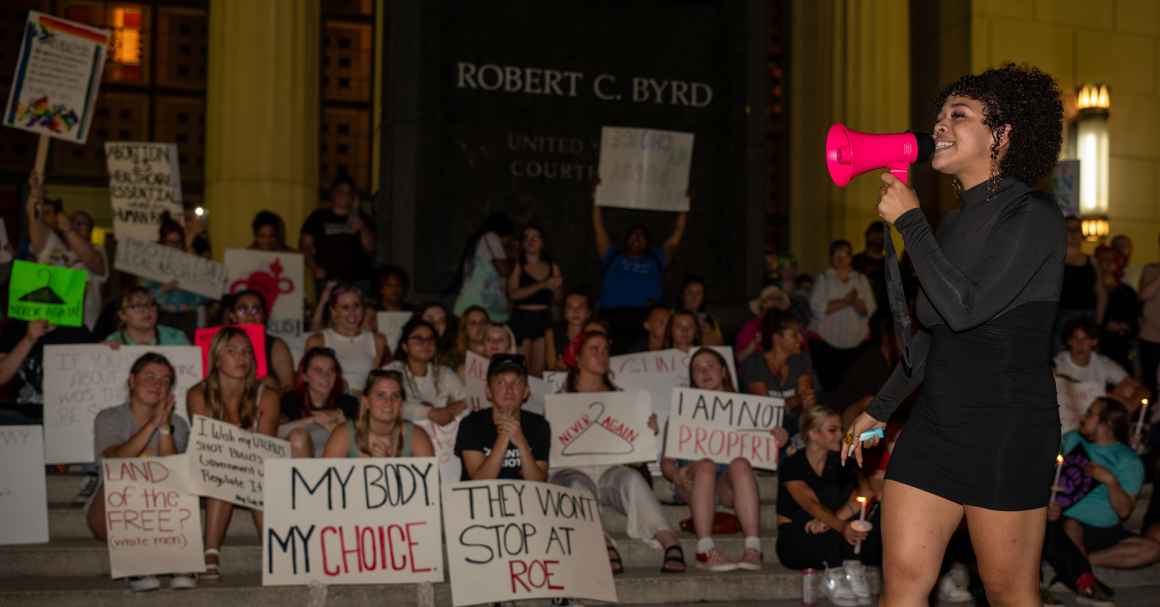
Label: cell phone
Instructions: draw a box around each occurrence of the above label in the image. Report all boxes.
[847,427,886,457]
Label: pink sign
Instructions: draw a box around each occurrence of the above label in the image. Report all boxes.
[194,323,267,379]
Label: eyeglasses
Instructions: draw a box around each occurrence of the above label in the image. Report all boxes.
[234,304,263,315]
[407,334,436,344]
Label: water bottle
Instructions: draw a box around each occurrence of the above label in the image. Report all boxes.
[801,568,818,605]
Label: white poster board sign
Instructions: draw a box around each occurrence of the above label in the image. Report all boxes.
[664,388,784,471]
[1055,376,1104,434]
[42,345,201,464]
[262,458,443,586]
[115,237,227,299]
[186,415,289,509]
[611,347,738,430]
[443,480,617,606]
[4,11,109,143]
[595,126,693,212]
[225,249,306,338]
[103,456,205,578]
[105,142,183,242]
[545,391,657,467]
[413,417,465,485]
[376,311,413,352]
[462,351,547,416]
[0,426,49,545]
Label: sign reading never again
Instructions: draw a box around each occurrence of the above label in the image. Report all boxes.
[7,260,87,326]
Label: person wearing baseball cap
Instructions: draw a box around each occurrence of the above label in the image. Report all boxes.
[454,353,551,482]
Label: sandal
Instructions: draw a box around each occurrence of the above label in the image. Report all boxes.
[202,548,221,582]
[606,544,625,576]
[661,545,686,574]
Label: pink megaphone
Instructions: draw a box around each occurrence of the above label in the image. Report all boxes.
[825,124,934,187]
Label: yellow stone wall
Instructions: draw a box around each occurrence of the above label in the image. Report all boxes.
[972,0,1160,271]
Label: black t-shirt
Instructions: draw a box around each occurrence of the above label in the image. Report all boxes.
[279,391,360,421]
[0,320,96,415]
[454,408,551,481]
[776,450,859,522]
[300,208,373,282]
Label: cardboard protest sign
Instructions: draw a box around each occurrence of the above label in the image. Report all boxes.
[543,371,567,395]
[194,324,268,379]
[262,458,443,586]
[443,480,617,606]
[105,142,183,242]
[1055,376,1104,434]
[4,12,110,143]
[664,388,784,471]
[595,126,693,212]
[42,345,201,464]
[545,391,658,467]
[463,351,490,413]
[225,249,306,338]
[7,259,87,326]
[376,311,413,352]
[0,426,49,545]
[114,237,226,299]
[185,415,289,509]
[611,347,738,430]
[103,456,204,578]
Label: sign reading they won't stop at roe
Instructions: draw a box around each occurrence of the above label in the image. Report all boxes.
[262,458,443,586]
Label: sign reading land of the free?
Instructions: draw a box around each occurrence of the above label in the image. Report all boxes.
[105,142,183,242]
[4,11,110,143]
[42,345,201,464]
[262,458,443,586]
[7,259,87,327]
[115,237,227,299]
[443,480,617,606]
[664,387,784,471]
[595,126,693,212]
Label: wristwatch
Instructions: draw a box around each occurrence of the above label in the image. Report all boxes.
[159,424,173,436]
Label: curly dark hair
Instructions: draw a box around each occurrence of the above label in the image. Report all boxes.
[936,63,1063,185]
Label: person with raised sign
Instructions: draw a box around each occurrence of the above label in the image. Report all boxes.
[455,353,550,481]
[278,347,359,457]
[186,326,281,582]
[552,330,686,575]
[224,289,295,392]
[385,319,469,427]
[680,275,724,346]
[104,286,190,346]
[661,347,789,572]
[86,352,196,591]
[143,216,210,337]
[776,405,879,605]
[545,291,592,371]
[662,308,701,353]
[507,224,564,376]
[306,283,388,395]
[322,369,434,458]
[741,309,818,449]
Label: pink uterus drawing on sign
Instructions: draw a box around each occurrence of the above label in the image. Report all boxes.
[230,257,294,311]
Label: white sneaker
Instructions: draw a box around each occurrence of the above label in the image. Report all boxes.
[843,561,873,606]
[128,576,161,592]
[170,574,197,590]
[820,567,859,607]
[937,567,973,603]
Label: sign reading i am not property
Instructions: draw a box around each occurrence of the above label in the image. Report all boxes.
[105,142,183,242]
[664,387,784,471]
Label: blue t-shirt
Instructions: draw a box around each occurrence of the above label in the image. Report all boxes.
[597,246,667,309]
[1061,431,1144,528]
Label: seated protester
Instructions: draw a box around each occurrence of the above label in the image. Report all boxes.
[105,287,190,346]
[417,301,460,369]
[545,291,592,371]
[742,309,819,448]
[455,353,549,481]
[663,308,702,353]
[831,317,900,426]
[187,327,281,582]
[248,210,294,252]
[306,283,388,395]
[775,405,878,606]
[279,347,359,457]
[360,264,415,331]
[87,353,195,591]
[453,305,491,364]
[385,319,469,427]
[323,369,434,458]
[661,347,788,572]
[484,322,519,357]
[735,285,792,362]
[551,331,686,575]
[0,319,96,423]
[225,289,295,392]
[1054,317,1148,432]
[145,216,210,336]
[627,304,671,354]
[680,275,725,346]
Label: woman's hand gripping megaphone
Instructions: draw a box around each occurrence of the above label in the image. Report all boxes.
[876,173,920,226]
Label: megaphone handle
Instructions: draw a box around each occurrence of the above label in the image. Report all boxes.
[888,164,909,185]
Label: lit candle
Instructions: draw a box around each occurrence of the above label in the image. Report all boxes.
[857,496,867,521]
[1135,398,1149,450]
[1048,454,1064,504]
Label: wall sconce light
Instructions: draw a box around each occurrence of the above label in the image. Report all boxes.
[111,7,142,66]
[1075,83,1110,242]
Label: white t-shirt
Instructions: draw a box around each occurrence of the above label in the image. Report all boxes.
[384,360,468,421]
[36,230,108,331]
[1052,351,1128,388]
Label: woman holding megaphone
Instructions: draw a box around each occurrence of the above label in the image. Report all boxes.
[845,64,1065,606]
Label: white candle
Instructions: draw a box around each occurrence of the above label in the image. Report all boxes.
[857,496,867,521]
[1048,454,1064,504]
[1135,398,1149,448]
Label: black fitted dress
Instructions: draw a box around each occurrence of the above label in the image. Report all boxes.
[867,177,1065,510]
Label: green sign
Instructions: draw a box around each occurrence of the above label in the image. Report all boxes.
[7,260,87,327]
